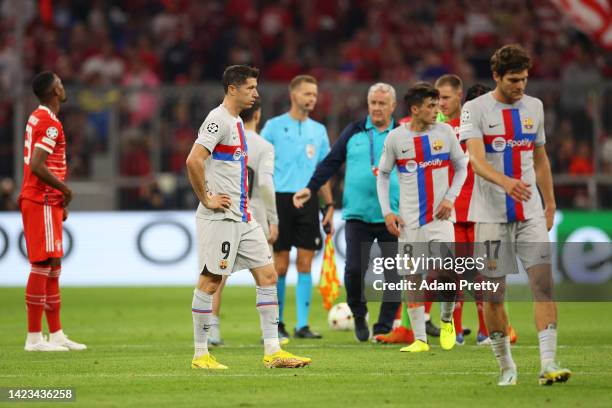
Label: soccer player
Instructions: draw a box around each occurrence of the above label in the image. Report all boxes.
[20,71,87,352]
[460,44,571,385]
[293,83,401,342]
[377,83,468,353]
[208,99,281,346]
[261,75,334,340]
[436,75,485,345]
[186,65,309,369]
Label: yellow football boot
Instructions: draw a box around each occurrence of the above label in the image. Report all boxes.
[263,350,311,368]
[191,354,228,370]
[399,339,430,352]
[439,320,456,351]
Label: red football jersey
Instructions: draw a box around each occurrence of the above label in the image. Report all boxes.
[19,105,67,206]
[446,117,474,223]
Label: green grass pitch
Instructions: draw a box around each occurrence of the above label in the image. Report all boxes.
[1,286,611,407]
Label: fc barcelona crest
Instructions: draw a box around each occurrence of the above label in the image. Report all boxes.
[219,259,228,270]
[523,117,534,130]
[432,140,443,151]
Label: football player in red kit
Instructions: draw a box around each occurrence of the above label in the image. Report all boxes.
[19,71,86,351]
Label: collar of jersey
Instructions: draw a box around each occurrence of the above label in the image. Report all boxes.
[38,105,58,121]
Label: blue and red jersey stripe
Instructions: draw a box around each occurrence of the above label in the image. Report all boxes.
[396,135,450,226]
[483,109,536,222]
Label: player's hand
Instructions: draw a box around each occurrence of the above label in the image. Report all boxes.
[293,188,312,208]
[62,187,73,207]
[268,223,279,244]
[62,207,69,221]
[204,193,231,211]
[384,213,405,237]
[544,205,556,231]
[322,205,334,235]
[503,177,531,202]
[435,199,453,220]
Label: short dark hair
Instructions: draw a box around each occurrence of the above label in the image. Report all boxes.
[404,82,439,110]
[435,74,463,90]
[32,71,56,101]
[490,44,532,77]
[222,65,259,93]
[465,84,492,102]
[239,99,261,123]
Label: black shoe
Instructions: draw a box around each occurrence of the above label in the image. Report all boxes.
[354,317,370,342]
[426,319,440,337]
[294,326,322,339]
[278,322,290,339]
[463,327,472,336]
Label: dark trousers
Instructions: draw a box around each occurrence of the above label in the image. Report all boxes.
[344,220,400,334]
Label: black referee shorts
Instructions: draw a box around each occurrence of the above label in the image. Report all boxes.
[274,193,322,252]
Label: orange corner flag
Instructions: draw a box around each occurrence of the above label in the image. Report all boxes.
[319,234,340,310]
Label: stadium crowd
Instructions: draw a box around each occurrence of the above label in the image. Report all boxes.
[0,0,610,210]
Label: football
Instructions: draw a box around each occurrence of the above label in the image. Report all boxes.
[327,302,354,331]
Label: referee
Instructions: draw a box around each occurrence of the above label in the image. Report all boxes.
[293,83,401,341]
[261,75,334,340]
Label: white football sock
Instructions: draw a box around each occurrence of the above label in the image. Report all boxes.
[27,332,43,344]
[440,301,454,323]
[192,289,212,358]
[490,332,516,371]
[256,285,281,355]
[538,325,557,369]
[408,306,427,342]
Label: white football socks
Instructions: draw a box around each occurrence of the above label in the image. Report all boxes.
[192,289,212,358]
[440,301,455,323]
[408,305,427,342]
[538,325,558,369]
[490,332,516,371]
[256,285,281,355]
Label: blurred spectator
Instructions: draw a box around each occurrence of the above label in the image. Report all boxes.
[266,47,302,81]
[165,102,194,175]
[560,44,601,141]
[602,137,612,174]
[569,141,595,175]
[120,128,151,177]
[122,51,160,127]
[0,177,17,211]
[77,73,120,150]
[62,109,97,178]
[81,39,124,86]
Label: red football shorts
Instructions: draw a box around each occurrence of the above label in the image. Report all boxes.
[454,222,474,257]
[19,198,63,262]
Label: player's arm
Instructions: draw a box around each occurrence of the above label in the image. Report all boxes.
[533,145,555,230]
[185,143,230,210]
[294,123,354,209]
[436,132,468,220]
[30,146,72,206]
[533,100,555,230]
[316,127,335,234]
[465,139,530,202]
[259,147,279,243]
[376,138,404,236]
